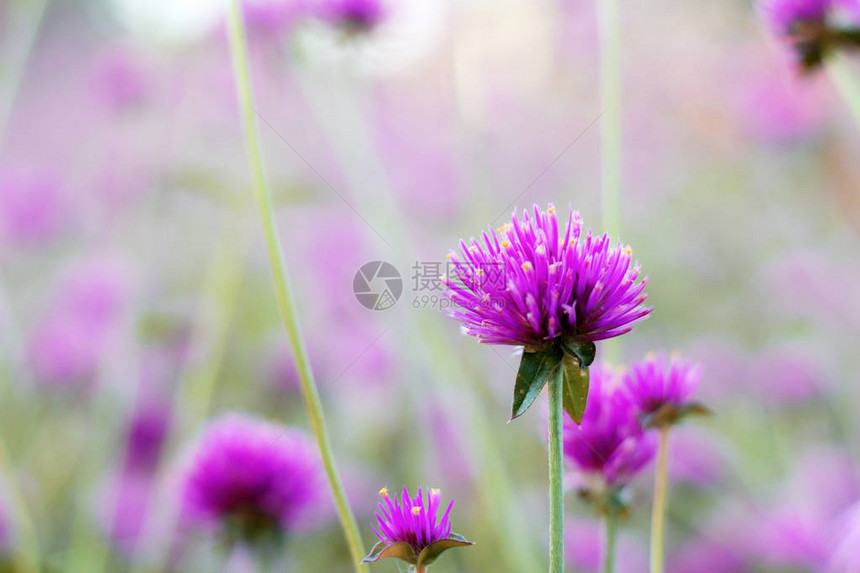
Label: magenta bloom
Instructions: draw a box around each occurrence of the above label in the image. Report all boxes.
[444,204,650,348]
[0,171,65,246]
[759,0,860,70]
[563,367,655,490]
[317,0,387,33]
[363,486,473,567]
[623,352,707,428]
[181,413,323,544]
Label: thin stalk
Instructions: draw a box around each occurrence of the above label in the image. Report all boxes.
[826,55,860,129]
[547,370,565,573]
[602,509,618,573]
[225,3,367,572]
[649,426,670,573]
[414,567,426,573]
[598,0,623,367]
[0,437,39,573]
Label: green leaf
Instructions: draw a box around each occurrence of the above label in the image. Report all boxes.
[511,347,564,421]
[416,533,475,566]
[361,541,417,565]
[561,339,596,368]
[561,352,590,424]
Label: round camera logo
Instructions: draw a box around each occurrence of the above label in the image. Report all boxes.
[353,261,403,311]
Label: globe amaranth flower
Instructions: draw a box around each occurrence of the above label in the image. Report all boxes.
[443,204,651,421]
[563,366,655,509]
[759,0,860,71]
[315,0,386,34]
[363,486,473,569]
[181,413,323,547]
[623,352,710,429]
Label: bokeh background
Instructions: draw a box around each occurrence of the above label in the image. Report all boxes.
[1,0,860,571]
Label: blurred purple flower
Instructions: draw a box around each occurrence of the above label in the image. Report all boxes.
[669,537,752,573]
[753,508,833,569]
[444,204,651,348]
[316,0,387,33]
[364,486,472,566]
[181,413,323,543]
[123,403,171,473]
[666,428,727,485]
[565,518,646,573]
[27,257,132,386]
[752,344,828,404]
[91,49,150,112]
[0,171,65,246]
[563,366,655,490]
[103,471,156,554]
[623,352,704,427]
[759,0,860,70]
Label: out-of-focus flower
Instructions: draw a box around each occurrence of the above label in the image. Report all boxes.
[623,352,708,428]
[669,537,752,573]
[445,204,650,348]
[753,508,833,570]
[751,344,828,404]
[666,428,727,485]
[0,171,65,247]
[315,0,386,34]
[759,0,860,71]
[181,413,323,546]
[565,518,646,573]
[363,486,473,567]
[91,49,151,113]
[27,257,132,386]
[563,367,655,500]
[123,403,171,473]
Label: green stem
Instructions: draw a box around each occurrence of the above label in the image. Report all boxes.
[603,509,618,573]
[826,54,860,129]
[650,426,670,573]
[225,3,367,572]
[547,369,565,573]
[0,437,39,573]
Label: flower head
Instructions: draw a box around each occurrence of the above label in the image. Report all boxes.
[444,204,650,349]
[623,352,708,428]
[181,413,323,546]
[759,0,860,71]
[363,486,473,567]
[563,367,655,495]
[316,0,387,34]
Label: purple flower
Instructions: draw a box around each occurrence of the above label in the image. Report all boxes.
[831,502,860,573]
[563,367,655,491]
[363,486,473,567]
[759,0,860,71]
[316,0,387,33]
[623,352,707,428]
[27,257,132,386]
[0,171,65,246]
[181,413,323,545]
[242,0,306,34]
[444,204,650,349]
[122,403,170,473]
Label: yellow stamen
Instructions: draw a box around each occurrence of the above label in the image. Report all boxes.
[548,205,556,215]
[412,507,422,516]
[536,244,546,256]
[431,488,441,496]
[379,487,389,497]
[501,240,512,249]
[521,261,533,272]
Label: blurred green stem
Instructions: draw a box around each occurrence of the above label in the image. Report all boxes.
[603,509,618,573]
[226,3,367,572]
[0,437,39,573]
[598,0,622,366]
[649,426,670,573]
[547,370,564,573]
[826,55,860,128]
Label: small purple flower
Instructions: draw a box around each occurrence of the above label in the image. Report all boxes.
[122,403,170,473]
[181,413,323,545]
[363,486,473,568]
[759,0,860,71]
[0,171,65,246]
[444,204,651,348]
[623,352,708,428]
[316,0,387,34]
[563,367,655,494]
